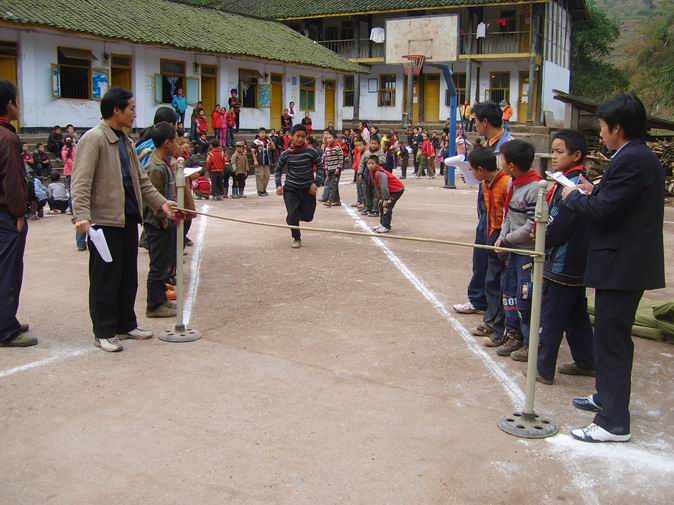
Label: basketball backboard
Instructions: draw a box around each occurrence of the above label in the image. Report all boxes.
[385,15,459,64]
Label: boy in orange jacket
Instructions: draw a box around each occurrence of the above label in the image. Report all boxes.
[206,138,227,200]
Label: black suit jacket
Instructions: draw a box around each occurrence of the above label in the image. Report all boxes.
[565,139,665,290]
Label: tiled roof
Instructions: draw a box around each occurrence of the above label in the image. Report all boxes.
[174,0,547,20]
[0,0,366,73]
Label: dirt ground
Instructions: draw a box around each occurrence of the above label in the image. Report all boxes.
[1,170,674,505]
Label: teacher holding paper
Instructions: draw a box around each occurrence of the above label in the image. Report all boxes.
[561,93,665,443]
[72,87,177,353]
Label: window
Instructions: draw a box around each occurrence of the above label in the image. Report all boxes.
[340,22,354,40]
[445,73,466,106]
[378,74,396,107]
[488,72,510,103]
[300,76,315,111]
[160,59,185,104]
[239,69,259,108]
[111,54,132,90]
[325,25,339,41]
[58,47,95,99]
[343,75,354,107]
[498,10,518,32]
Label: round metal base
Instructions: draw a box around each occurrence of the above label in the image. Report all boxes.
[159,327,202,343]
[498,412,559,439]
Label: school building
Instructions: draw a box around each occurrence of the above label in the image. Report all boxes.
[0,0,364,132]
[216,0,589,127]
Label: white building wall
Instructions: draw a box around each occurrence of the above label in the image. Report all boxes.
[354,65,404,122]
[541,60,570,127]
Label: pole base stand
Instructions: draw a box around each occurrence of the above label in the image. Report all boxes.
[498,412,558,439]
[159,327,202,343]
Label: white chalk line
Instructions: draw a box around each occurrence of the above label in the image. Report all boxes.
[183,203,209,325]
[0,349,89,379]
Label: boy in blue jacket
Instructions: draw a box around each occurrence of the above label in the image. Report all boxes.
[534,130,595,383]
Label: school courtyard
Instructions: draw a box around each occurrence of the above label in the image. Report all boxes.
[1,171,673,504]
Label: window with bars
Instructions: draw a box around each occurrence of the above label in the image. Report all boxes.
[343,75,354,107]
[445,73,467,106]
[239,69,259,108]
[378,74,396,107]
[58,47,94,99]
[160,59,185,104]
[488,72,510,103]
[300,76,315,111]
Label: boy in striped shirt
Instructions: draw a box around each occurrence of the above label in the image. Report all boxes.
[275,124,325,249]
[321,130,345,207]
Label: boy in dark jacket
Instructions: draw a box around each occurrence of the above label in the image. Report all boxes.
[33,143,52,177]
[535,130,595,384]
[47,125,64,158]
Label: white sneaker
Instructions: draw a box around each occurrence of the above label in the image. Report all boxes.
[94,336,123,352]
[118,328,154,340]
[571,423,631,443]
[375,226,390,233]
[291,239,302,249]
[452,301,484,315]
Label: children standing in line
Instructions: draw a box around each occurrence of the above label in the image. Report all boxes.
[206,138,226,200]
[321,130,344,207]
[535,130,595,383]
[275,124,325,249]
[231,141,249,199]
[368,155,405,233]
[493,140,542,360]
[253,127,276,197]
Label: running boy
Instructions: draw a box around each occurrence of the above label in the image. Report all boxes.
[275,124,325,248]
[368,155,404,233]
[494,140,542,359]
[535,130,594,383]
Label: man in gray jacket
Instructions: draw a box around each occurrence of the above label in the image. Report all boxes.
[72,87,176,352]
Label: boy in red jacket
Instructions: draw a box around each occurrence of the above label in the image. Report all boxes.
[192,170,212,200]
[418,132,436,178]
[225,108,236,147]
[368,155,404,233]
[206,138,226,200]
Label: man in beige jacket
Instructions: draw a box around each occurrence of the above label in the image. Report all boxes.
[72,87,177,352]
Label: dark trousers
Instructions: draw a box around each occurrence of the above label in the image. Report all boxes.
[88,220,139,339]
[223,167,233,195]
[592,289,643,435]
[467,211,488,311]
[325,170,341,202]
[379,190,403,230]
[413,149,419,174]
[145,221,176,311]
[501,254,523,335]
[283,185,316,240]
[235,111,240,132]
[210,171,224,198]
[401,158,408,179]
[537,279,594,380]
[512,253,533,343]
[483,230,505,336]
[177,111,185,124]
[234,173,246,192]
[48,198,68,213]
[0,214,27,343]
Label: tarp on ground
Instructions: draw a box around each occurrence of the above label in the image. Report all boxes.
[588,298,674,343]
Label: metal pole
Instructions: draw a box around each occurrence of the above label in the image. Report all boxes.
[406,70,413,123]
[160,157,202,343]
[498,180,558,438]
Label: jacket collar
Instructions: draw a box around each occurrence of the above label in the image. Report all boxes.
[99,120,125,144]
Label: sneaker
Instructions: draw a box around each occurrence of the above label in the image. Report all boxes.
[572,395,602,413]
[350,202,361,208]
[470,323,495,337]
[484,333,509,348]
[375,226,390,233]
[452,302,484,315]
[323,201,333,207]
[0,333,38,347]
[571,423,631,443]
[511,345,529,362]
[360,209,369,215]
[291,239,302,249]
[19,323,29,333]
[522,368,554,385]
[94,336,123,352]
[367,212,379,217]
[146,303,177,318]
[118,328,154,340]
[559,362,595,377]
[496,332,523,357]
[332,201,342,207]
[318,199,326,203]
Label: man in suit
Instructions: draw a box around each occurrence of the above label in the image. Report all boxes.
[562,93,665,443]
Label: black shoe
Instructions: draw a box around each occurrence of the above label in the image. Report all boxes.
[0,333,38,347]
[522,368,554,385]
[559,362,595,377]
[572,395,602,413]
[19,323,29,333]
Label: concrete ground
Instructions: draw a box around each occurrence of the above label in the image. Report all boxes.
[1,170,674,505]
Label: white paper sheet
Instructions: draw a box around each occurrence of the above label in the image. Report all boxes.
[546,171,587,194]
[184,166,202,178]
[88,227,112,263]
[444,155,480,186]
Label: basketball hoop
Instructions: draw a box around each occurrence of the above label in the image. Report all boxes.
[403,54,425,76]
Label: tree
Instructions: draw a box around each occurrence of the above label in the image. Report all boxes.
[623,0,674,114]
[570,0,629,100]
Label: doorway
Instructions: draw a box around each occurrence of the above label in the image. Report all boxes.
[424,74,440,123]
[270,73,283,130]
[518,72,529,122]
[0,44,19,130]
[324,80,336,128]
[201,65,217,132]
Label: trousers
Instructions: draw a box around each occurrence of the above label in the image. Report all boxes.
[467,205,488,311]
[283,185,316,240]
[483,230,505,336]
[537,280,594,379]
[145,221,176,311]
[88,219,139,339]
[325,170,341,202]
[255,165,271,193]
[210,171,224,198]
[592,289,643,434]
[379,190,403,230]
[0,214,27,343]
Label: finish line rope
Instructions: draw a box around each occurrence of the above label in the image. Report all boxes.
[176,207,543,257]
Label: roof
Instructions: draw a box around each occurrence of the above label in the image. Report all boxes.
[176,0,588,21]
[0,0,366,73]
[553,90,674,132]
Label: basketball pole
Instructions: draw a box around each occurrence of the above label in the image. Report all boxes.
[429,64,457,187]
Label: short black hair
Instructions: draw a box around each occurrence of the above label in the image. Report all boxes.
[501,139,535,171]
[369,136,380,144]
[36,142,43,148]
[597,92,648,140]
[101,87,134,119]
[468,147,498,172]
[0,80,17,115]
[472,101,503,128]
[258,127,267,133]
[368,155,380,163]
[50,172,60,182]
[153,106,179,126]
[210,138,220,148]
[151,121,177,148]
[291,124,307,134]
[552,129,588,162]
[66,124,74,129]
